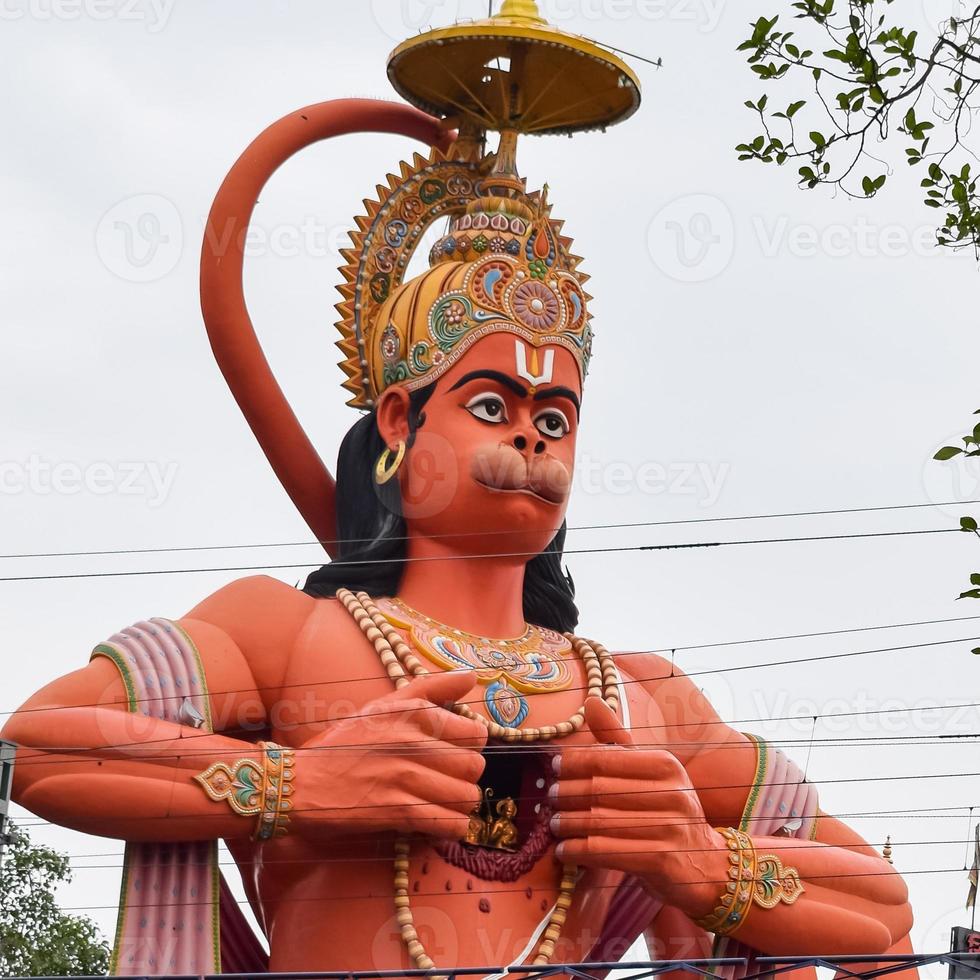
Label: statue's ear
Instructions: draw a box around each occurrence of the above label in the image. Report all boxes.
[375,386,412,449]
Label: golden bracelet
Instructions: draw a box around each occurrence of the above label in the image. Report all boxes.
[194,741,295,841]
[254,741,295,841]
[695,827,805,937]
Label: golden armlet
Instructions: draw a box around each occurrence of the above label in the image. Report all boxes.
[695,827,805,936]
[193,741,295,841]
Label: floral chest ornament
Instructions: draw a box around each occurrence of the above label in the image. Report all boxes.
[375,597,574,727]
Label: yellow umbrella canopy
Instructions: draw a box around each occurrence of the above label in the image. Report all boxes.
[386,0,641,137]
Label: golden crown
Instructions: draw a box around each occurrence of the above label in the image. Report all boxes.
[335,152,592,409]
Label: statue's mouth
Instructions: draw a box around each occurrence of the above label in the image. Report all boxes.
[434,747,555,882]
[473,478,565,505]
[469,446,570,505]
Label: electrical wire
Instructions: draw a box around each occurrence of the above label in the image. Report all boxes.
[43,837,980,875]
[10,727,980,777]
[3,498,972,561]
[0,527,961,583]
[10,766,980,829]
[2,629,975,725]
[47,805,980,860]
[40,865,969,914]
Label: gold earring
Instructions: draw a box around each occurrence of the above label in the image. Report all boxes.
[375,440,406,485]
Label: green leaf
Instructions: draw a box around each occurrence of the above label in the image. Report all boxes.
[787,100,806,117]
[934,446,963,460]
[957,589,980,599]
[970,573,980,586]
[961,516,979,532]
[810,130,827,147]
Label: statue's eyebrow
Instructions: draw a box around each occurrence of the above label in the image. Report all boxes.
[533,386,581,418]
[448,370,528,398]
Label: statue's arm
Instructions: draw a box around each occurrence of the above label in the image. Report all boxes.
[1,575,308,842]
[648,657,914,952]
[551,655,913,955]
[3,577,488,845]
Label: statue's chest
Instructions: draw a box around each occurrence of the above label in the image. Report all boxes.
[287,600,610,735]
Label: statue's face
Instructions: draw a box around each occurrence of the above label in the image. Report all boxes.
[384,331,582,557]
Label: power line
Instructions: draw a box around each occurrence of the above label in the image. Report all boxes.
[672,613,980,653]
[10,766,980,828]
[0,527,960,583]
[11,724,980,774]
[49,804,980,859]
[1,629,975,723]
[40,864,968,914]
[46,836,980,875]
[3,498,972,561]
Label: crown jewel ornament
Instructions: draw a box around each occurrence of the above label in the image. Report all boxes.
[334,154,594,408]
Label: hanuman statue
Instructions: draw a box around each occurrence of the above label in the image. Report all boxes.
[4,2,913,976]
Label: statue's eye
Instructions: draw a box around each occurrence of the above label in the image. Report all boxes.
[464,392,508,424]
[532,408,570,439]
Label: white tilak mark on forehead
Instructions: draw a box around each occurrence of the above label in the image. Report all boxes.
[514,340,554,387]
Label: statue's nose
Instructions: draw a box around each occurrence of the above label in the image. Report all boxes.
[513,433,546,455]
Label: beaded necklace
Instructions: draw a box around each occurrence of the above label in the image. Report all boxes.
[336,589,622,971]
[337,589,621,741]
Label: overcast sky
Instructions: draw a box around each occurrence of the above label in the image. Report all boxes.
[2,0,979,965]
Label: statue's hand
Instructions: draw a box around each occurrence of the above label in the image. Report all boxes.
[549,697,725,917]
[292,671,487,841]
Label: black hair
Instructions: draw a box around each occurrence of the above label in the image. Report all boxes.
[303,386,579,632]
